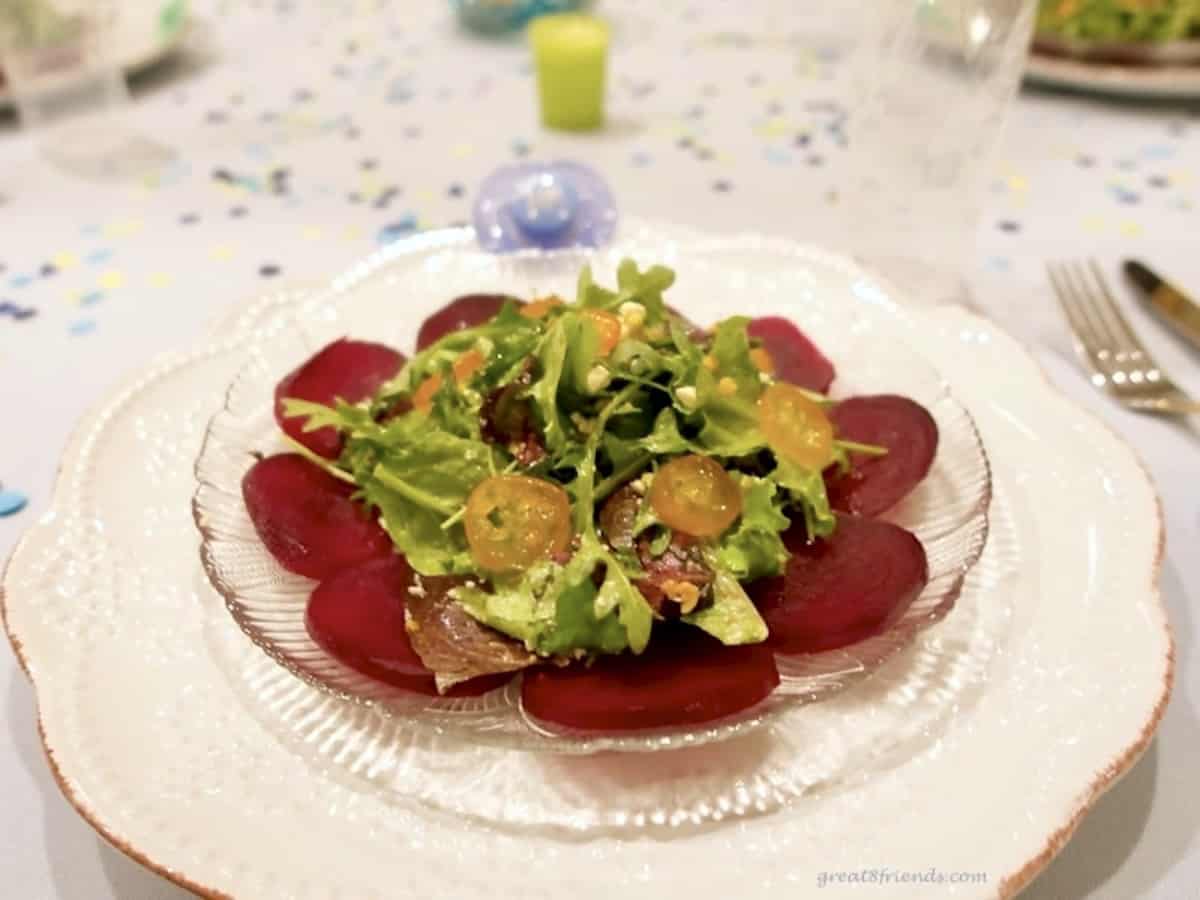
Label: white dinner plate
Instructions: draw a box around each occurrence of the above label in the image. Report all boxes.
[0,5,188,107]
[1025,49,1200,99]
[0,222,1172,899]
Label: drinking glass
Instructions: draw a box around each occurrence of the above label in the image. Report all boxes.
[838,0,1038,306]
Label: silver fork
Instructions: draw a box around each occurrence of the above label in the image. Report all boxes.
[1048,259,1200,417]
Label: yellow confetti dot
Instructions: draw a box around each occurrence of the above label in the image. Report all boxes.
[148,272,174,288]
[301,226,323,240]
[1119,221,1143,237]
[104,218,144,238]
[98,270,125,290]
[1171,169,1193,186]
[1006,175,1028,193]
[415,189,435,204]
[52,251,79,270]
[451,143,474,159]
[211,244,236,261]
[342,225,364,241]
[1082,215,1106,234]
[754,117,791,138]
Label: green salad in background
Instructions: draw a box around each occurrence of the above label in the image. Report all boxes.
[1037,0,1200,42]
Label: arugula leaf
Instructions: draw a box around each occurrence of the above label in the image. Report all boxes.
[694,317,767,456]
[641,407,692,455]
[345,420,499,575]
[714,474,791,580]
[453,552,629,656]
[683,569,769,646]
[772,458,836,541]
[526,318,572,453]
[282,398,379,438]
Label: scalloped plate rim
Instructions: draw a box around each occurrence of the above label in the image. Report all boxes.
[0,223,1173,900]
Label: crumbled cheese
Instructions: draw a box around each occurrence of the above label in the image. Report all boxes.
[585,364,612,394]
[474,336,495,357]
[618,300,647,331]
[702,354,718,372]
[717,376,738,397]
[630,476,646,496]
[759,371,773,385]
[675,385,698,409]
[662,579,701,615]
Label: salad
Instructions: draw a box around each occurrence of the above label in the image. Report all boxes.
[1037,0,1200,43]
[241,260,938,733]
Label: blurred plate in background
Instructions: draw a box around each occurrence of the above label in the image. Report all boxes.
[0,0,189,107]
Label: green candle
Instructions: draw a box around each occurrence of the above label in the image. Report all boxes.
[529,13,609,132]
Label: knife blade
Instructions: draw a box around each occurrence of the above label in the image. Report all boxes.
[1124,259,1200,352]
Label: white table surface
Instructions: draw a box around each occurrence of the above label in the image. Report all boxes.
[1,2,1197,897]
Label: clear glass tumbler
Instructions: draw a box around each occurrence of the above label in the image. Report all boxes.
[839,0,1038,306]
[0,0,173,179]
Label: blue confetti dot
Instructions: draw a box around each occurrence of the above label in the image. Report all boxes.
[80,291,105,306]
[9,274,33,288]
[86,248,114,265]
[0,489,28,517]
[764,146,791,165]
[68,318,96,336]
[1141,144,1175,161]
[377,213,420,245]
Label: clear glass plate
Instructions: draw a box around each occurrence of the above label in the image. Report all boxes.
[194,240,992,762]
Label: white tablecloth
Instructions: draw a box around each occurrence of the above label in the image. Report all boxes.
[1,3,1197,897]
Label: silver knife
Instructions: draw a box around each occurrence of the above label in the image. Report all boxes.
[1124,259,1200,352]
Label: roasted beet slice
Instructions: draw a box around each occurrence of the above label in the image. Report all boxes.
[826,394,938,517]
[274,339,406,458]
[306,558,511,697]
[242,454,393,580]
[747,316,835,393]
[521,628,779,733]
[751,517,927,654]
[416,294,516,351]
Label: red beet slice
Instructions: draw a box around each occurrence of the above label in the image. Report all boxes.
[521,628,779,733]
[747,316,836,393]
[274,339,406,458]
[416,294,516,351]
[826,394,938,517]
[306,558,511,697]
[242,454,393,580]
[751,517,928,654]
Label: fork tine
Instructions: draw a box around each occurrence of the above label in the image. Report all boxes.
[1049,262,1099,356]
[1063,260,1122,356]
[1087,259,1147,356]
[1048,262,1105,384]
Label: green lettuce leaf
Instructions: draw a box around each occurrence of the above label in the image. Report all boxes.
[772,458,836,541]
[714,474,791,580]
[693,317,767,456]
[453,557,629,656]
[683,569,768,646]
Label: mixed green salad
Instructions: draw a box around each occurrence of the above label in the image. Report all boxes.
[1037,0,1200,42]
[284,261,880,662]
